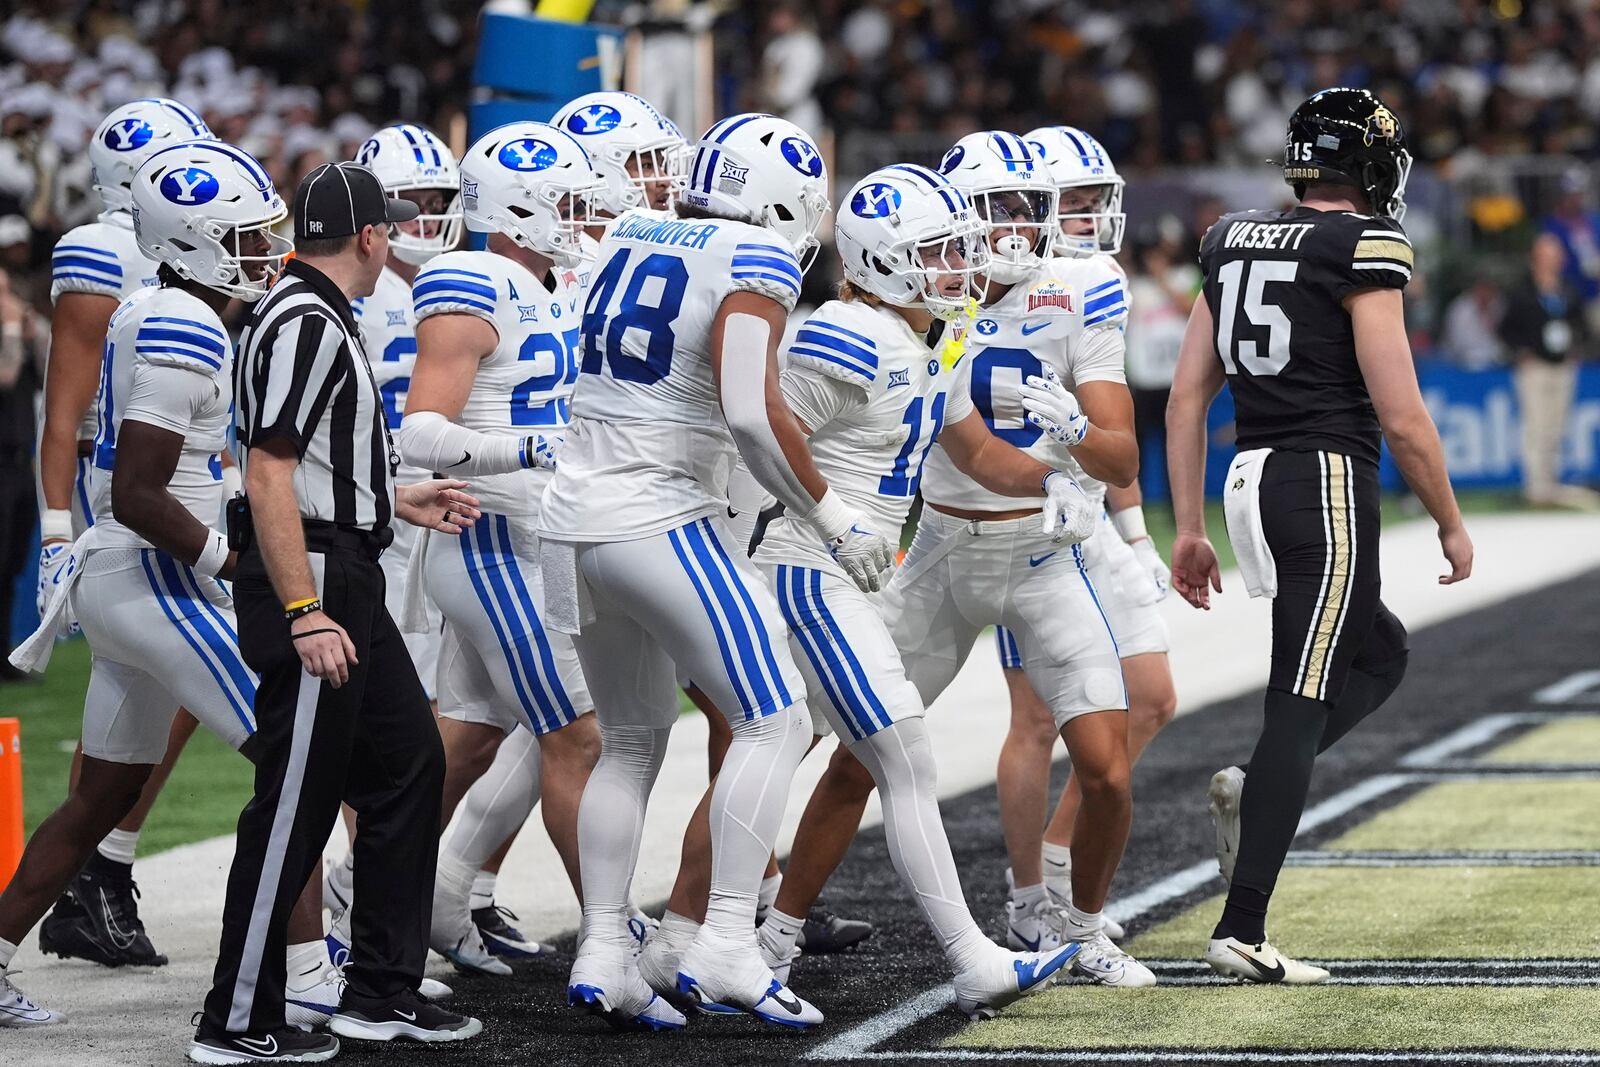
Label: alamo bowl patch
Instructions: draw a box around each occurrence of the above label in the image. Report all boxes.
[1027,280,1074,312]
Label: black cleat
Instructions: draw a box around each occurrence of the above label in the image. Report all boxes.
[59,853,168,967]
[189,1021,340,1063]
[473,903,553,959]
[330,987,483,1043]
[797,906,874,954]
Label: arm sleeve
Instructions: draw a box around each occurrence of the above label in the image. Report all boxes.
[396,410,530,476]
[1333,216,1413,300]
[727,240,803,313]
[122,359,216,437]
[246,311,346,457]
[779,363,865,431]
[720,310,818,519]
[50,240,124,303]
[413,259,501,329]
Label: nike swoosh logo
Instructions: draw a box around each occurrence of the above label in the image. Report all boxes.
[727,507,739,519]
[396,1008,417,1021]
[1012,928,1041,952]
[1021,321,1049,336]
[1229,944,1286,982]
[762,979,804,1015]
[99,890,137,950]
[451,450,472,467]
[1028,552,1056,568]
[238,1035,278,1054]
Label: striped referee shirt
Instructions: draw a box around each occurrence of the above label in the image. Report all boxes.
[235,258,396,531]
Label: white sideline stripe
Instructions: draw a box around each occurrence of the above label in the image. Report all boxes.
[1535,670,1600,704]
[1399,713,1539,767]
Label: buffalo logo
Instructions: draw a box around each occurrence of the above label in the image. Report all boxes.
[356,138,381,165]
[104,118,154,152]
[1365,105,1399,146]
[1232,477,1246,492]
[498,138,559,172]
[850,182,902,218]
[159,166,220,205]
[567,104,622,135]
[780,136,823,178]
[939,145,965,174]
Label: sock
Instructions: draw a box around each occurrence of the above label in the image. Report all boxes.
[1041,841,1072,899]
[757,905,805,962]
[286,939,327,981]
[470,872,498,912]
[701,706,810,944]
[756,872,782,924]
[1214,689,1328,943]
[1010,880,1047,909]
[578,724,671,953]
[0,936,16,970]
[448,727,540,874]
[642,909,700,974]
[97,827,139,866]
[1065,903,1103,940]
[849,718,990,975]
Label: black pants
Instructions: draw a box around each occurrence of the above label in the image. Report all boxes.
[0,461,36,645]
[201,532,443,1034]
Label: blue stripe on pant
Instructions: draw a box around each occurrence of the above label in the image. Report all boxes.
[1072,543,1127,706]
[459,514,576,734]
[995,625,1023,670]
[774,565,892,740]
[143,551,257,733]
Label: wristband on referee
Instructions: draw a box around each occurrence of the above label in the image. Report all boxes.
[284,597,322,622]
[193,528,231,577]
[1111,505,1148,544]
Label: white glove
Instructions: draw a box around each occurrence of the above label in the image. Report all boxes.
[829,522,895,593]
[525,433,562,471]
[1040,471,1096,544]
[1020,366,1088,446]
[37,508,75,630]
[1131,536,1170,601]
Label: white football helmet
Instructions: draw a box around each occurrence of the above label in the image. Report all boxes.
[354,123,463,265]
[550,91,687,215]
[90,98,214,215]
[460,121,605,269]
[131,140,291,302]
[938,131,1057,285]
[683,113,829,270]
[835,164,988,323]
[1025,126,1125,258]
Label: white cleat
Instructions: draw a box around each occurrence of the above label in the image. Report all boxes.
[1069,932,1156,987]
[627,910,658,959]
[1010,867,1128,942]
[1206,936,1329,985]
[954,942,1080,1021]
[0,971,64,1027]
[1208,766,1246,883]
[637,931,687,1005]
[568,942,686,1031]
[1005,895,1069,954]
[759,934,800,986]
[322,858,353,915]
[286,961,345,1030]
[675,935,823,1029]
[432,922,512,977]
[419,977,454,1000]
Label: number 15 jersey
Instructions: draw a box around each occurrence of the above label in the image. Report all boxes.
[1199,206,1411,464]
[539,210,804,542]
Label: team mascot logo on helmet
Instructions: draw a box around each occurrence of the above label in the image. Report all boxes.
[850,182,903,219]
[498,138,559,172]
[159,166,220,205]
[1365,105,1399,146]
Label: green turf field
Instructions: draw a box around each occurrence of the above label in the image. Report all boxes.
[1480,716,1600,764]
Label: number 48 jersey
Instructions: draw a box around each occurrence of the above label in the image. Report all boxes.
[540,210,804,542]
[1199,206,1411,465]
[412,249,584,516]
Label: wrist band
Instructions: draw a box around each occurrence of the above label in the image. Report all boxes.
[1042,470,1059,494]
[194,529,230,577]
[284,598,322,621]
[1111,505,1148,543]
[806,488,855,543]
[291,628,337,641]
[41,508,73,544]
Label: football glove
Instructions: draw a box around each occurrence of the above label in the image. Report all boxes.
[524,433,562,471]
[1132,536,1170,601]
[1040,471,1096,544]
[37,508,77,632]
[829,523,895,593]
[1020,366,1088,447]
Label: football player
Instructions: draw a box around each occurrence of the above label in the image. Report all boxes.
[0,140,342,1039]
[31,97,216,969]
[1168,88,1470,982]
[394,121,602,977]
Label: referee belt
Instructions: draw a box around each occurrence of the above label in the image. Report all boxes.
[302,519,393,561]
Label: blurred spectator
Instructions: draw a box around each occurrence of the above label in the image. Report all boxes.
[1438,275,1506,370]
[1539,171,1600,330]
[760,4,824,138]
[1124,217,1198,492]
[0,267,45,672]
[1499,234,1598,510]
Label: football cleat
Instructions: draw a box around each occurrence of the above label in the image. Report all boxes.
[321,858,353,916]
[1016,867,1128,941]
[797,906,873,953]
[760,934,801,986]
[0,971,64,1027]
[675,935,823,1029]
[42,856,167,967]
[1205,937,1329,985]
[568,942,686,1031]
[953,942,1080,1021]
[330,989,482,1043]
[419,977,454,1000]
[1069,932,1156,987]
[432,922,512,977]
[473,904,554,959]
[636,932,688,1006]
[188,1026,339,1063]
[285,960,344,1031]
[1005,894,1069,953]
[1208,766,1246,883]
[627,910,658,958]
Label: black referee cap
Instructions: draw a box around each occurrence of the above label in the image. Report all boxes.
[294,162,420,240]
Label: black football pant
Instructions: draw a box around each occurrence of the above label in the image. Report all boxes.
[201,530,443,1035]
[1217,450,1409,944]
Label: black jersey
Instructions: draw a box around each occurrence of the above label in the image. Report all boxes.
[1198,206,1411,464]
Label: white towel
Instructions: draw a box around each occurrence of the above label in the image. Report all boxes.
[539,539,590,635]
[11,526,101,673]
[1223,447,1278,599]
[400,526,438,634]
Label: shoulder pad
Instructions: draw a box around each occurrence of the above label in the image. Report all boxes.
[788,305,879,390]
[132,300,229,375]
[52,226,127,300]
[728,234,803,312]
[413,252,498,323]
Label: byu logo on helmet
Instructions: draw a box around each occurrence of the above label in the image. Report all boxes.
[938,145,965,173]
[105,118,154,152]
[159,166,220,205]
[498,138,558,172]
[780,136,823,177]
[356,138,381,165]
[566,104,621,135]
[850,182,902,219]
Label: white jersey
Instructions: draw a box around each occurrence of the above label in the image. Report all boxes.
[412,249,585,516]
[919,255,1128,513]
[539,210,804,542]
[754,299,973,574]
[89,286,232,549]
[353,264,428,483]
[51,210,162,441]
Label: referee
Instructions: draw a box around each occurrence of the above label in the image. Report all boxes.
[194,162,483,1062]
